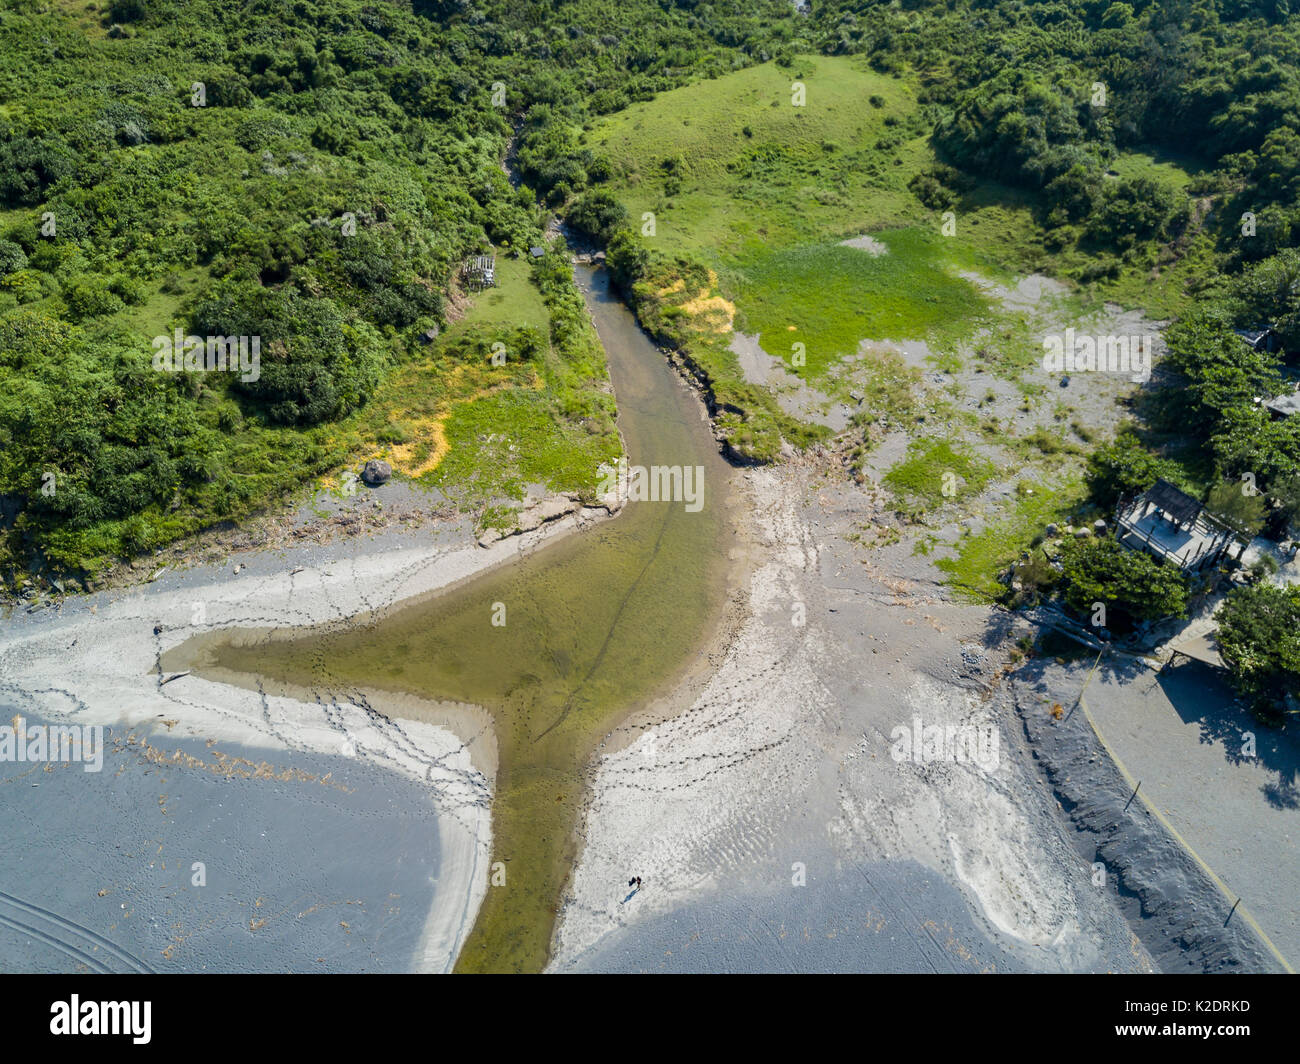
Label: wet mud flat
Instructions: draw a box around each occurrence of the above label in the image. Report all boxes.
[0,709,446,973]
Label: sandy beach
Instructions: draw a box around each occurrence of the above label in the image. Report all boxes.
[549,463,1155,972]
[0,498,615,972]
[1,445,1274,973]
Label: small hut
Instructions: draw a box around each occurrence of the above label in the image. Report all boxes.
[1115,479,1238,570]
[1235,326,1281,354]
[1264,388,1300,420]
[463,254,496,290]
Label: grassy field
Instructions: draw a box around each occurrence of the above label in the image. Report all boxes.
[455,256,549,332]
[344,254,619,514]
[593,56,996,370]
[585,57,1012,458]
[588,56,1206,347]
[1108,147,1207,190]
[583,55,1207,596]
[589,56,924,259]
[727,228,993,374]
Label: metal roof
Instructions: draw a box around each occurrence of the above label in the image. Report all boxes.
[1141,478,1203,525]
[1265,391,1300,418]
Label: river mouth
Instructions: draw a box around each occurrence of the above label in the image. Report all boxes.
[163,266,741,972]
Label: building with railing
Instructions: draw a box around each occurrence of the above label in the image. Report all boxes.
[1115,479,1240,571]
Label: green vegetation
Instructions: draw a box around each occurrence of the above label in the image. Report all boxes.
[883,439,996,512]
[2,0,1298,976]
[578,0,1300,474]
[587,56,923,259]
[1058,535,1190,629]
[729,230,991,373]
[589,56,1007,459]
[937,479,1086,602]
[0,0,812,584]
[1216,584,1300,719]
[1204,479,1268,540]
[1085,428,1201,506]
[1097,311,1300,543]
[8,0,1297,575]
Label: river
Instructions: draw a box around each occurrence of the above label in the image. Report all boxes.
[181,265,739,971]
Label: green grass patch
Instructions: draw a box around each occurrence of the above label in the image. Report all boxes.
[590,56,923,261]
[728,228,991,374]
[883,438,997,511]
[1108,146,1207,190]
[935,478,1085,601]
[431,388,616,504]
[453,256,549,333]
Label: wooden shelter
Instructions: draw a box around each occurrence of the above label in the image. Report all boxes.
[462,254,496,290]
[1115,479,1239,571]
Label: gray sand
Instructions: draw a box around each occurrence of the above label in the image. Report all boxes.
[0,709,448,973]
[562,858,1046,974]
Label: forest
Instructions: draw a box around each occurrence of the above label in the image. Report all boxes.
[1,0,1298,596]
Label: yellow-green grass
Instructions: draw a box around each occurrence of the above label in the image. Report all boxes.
[432,387,619,503]
[356,260,617,504]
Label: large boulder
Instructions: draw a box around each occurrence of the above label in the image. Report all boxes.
[361,459,392,486]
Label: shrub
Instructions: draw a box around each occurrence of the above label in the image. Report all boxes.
[0,240,28,275]
[1059,535,1190,627]
[62,276,125,321]
[1217,584,1300,716]
[0,133,73,207]
[194,281,387,426]
[1085,429,1186,506]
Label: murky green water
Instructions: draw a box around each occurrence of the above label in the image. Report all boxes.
[192,267,736,972]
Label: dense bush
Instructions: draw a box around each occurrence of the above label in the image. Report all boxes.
[1084,178,1189,248]
[1216,584,1300,716]
[193,282,387,425]
[1059,535,1191,627]
[566,189,629,243]
[1085,429,1189,507]
[1158,311,1300,493]
[0,132,74,207]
